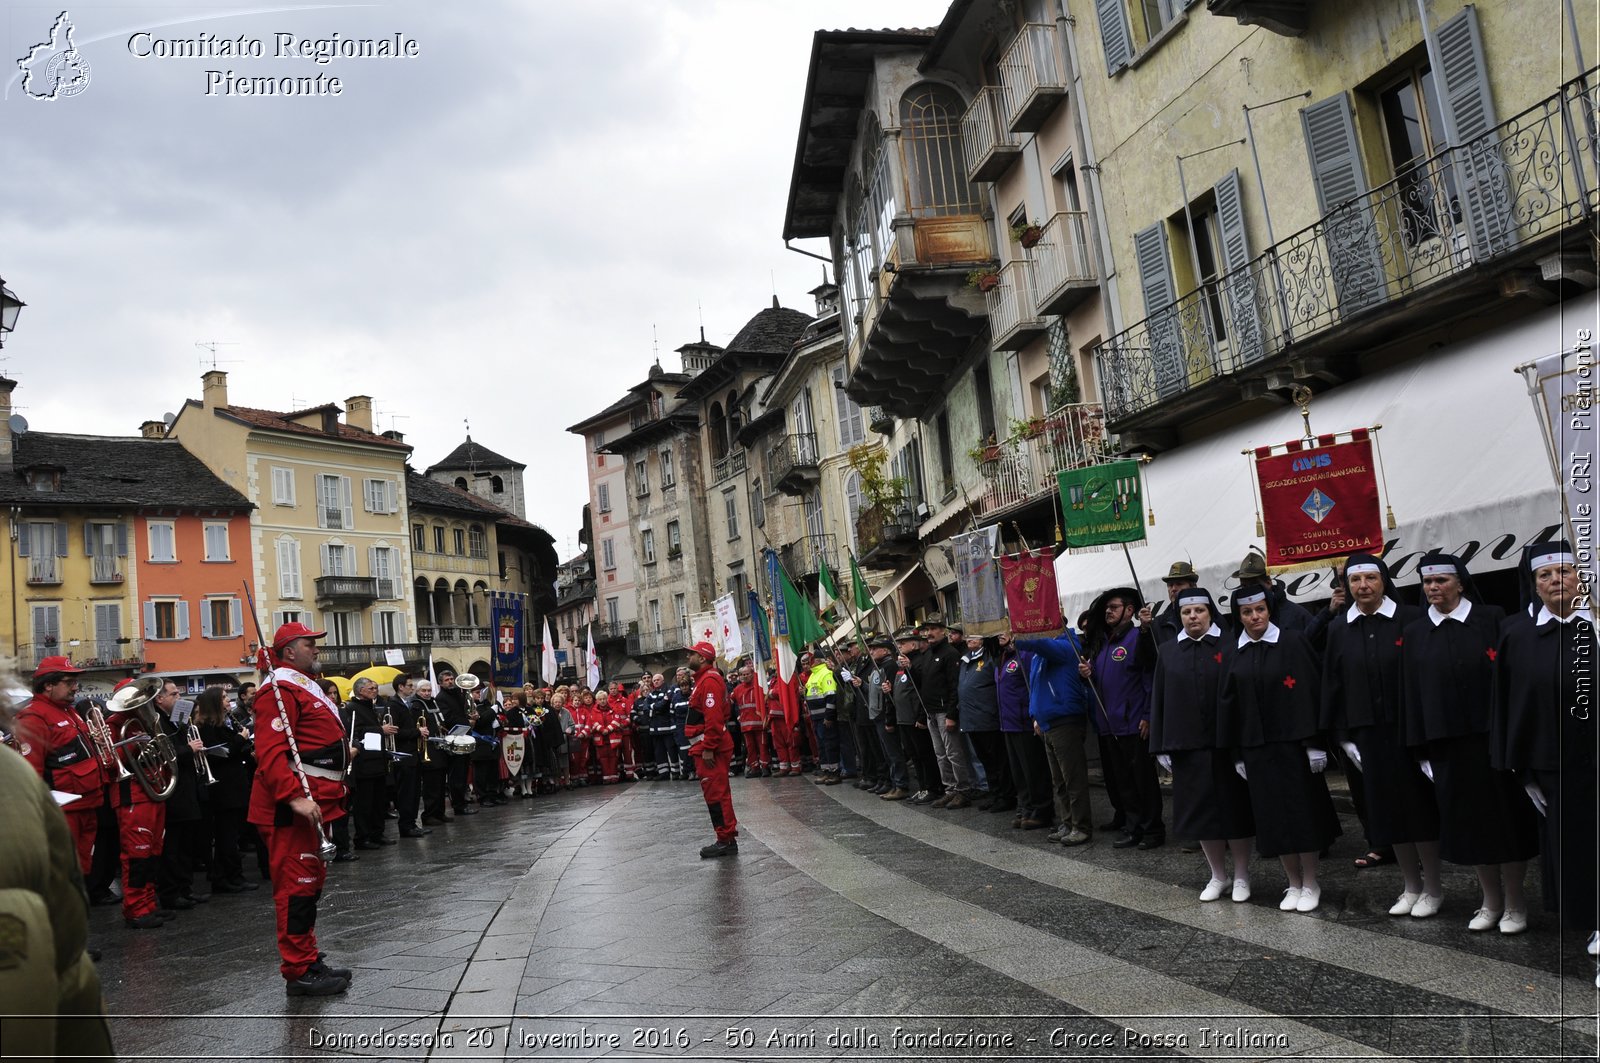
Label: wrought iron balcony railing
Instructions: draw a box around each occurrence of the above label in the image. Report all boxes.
[314,576,379,603]
[960,86,1021,182]
[90,556,125,584]
[997,22,1068,133]
[1096,68,1600,426]
[768,432,821,495]
[19,640,144,670]
[627,628,686,658]
[780,533,838,584]
[419,626,492,646]
[711,449,747,485]
[318,643,425,670]
[974,402,1108,520]
[855,503,918,564]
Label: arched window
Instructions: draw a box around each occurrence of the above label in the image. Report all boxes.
[433,578,452,626]
[708,401,728,459]
[490,475,504,493]
[454,477,468,490]
[899,84,979,218]
[471,581,489,629]
[726,391,741,441]
[453,580,471,627]
[844,471,864,553]
[415,577,435,626]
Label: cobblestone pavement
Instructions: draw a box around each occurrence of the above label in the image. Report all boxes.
[93,774,1598,1062]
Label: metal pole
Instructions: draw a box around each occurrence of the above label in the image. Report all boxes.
[1175,153,1207,311]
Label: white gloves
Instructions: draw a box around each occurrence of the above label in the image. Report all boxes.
[1340,741,1362,770]
[1235,760,1248,780]
[1419,759,1434,782]
[1524,781,1548,816]
[1306,748,1329,774]
[1156,754,1172,773]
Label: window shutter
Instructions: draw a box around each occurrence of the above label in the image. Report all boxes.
[1094,0,1133,75]
[56,521,69,557]
[315,476,329,529]
[16,523,28,557]
[201,601,214,639]
[1133,222,1185,398]
[1212,169,1266,367]
[341,477,354,529]
[83,523,94,555]
[363,479,374,512]
[144,601,157,638]
[177,601,190,640]
[115,522,128,557]
[369,545,378,584]
[1435,6,1511,257]
[393,612,406,641]
[230,598,243,638]
[1301,93,1385,314]
[321,543,333,576]
[385,480,398,513]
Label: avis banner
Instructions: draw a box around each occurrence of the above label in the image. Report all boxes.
[1253,431,1384,570]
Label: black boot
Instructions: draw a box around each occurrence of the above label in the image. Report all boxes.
[699,839,739,859]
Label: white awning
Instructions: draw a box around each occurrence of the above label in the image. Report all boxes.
[1056,305,1567,618]
[826,564,919,647]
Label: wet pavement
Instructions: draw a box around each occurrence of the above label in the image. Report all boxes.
[93,774,1599,1061]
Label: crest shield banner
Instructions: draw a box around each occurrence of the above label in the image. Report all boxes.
[501,731,526,776]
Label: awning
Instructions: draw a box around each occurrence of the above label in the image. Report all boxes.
[1056,305,1566,617]
[825,564,919,647]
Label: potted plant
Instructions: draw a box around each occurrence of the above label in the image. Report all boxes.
[966,435,1003,466]
[1009,414,1047,440]
[1010,219,1044,249]
[966,268,1001,293]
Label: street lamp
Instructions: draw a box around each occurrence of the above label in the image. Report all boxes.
[0,278,23,346]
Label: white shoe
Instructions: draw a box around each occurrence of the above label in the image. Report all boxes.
[1232,879,1252,903]
[1587,931,1598,956]
[1467,908,1503,932]
[1279,887,1302,911]
[1499,909,1528,935]
[1296,884,1322,912]
[1409,893,1443,919]
[1199,878,1227,902]
[1389,891,1420,916]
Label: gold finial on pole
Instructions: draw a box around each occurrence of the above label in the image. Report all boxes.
[1291,384,1314,441]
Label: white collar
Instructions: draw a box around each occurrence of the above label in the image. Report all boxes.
[1237,622,1281,649]
[1428,598,1473,625]
[1178,623,1222,643]
[1537,604,1595,627]
[1347,596,1397,622]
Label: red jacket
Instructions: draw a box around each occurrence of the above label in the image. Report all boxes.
[731,679,764,729]
[247,668,348,827]
[686,665,731,754]
[14,695,107,809]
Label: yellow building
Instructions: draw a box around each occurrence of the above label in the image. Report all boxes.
[168,371,418,674]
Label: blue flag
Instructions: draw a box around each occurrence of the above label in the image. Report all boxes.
[749,590,771,662]
[491,592,524,687]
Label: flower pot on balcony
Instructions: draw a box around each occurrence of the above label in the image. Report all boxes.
[1019,225,1043,249]
[977,273,1001,292]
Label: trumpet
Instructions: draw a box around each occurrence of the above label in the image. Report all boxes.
[417,713,431,764]
[85,704,133,781]
[188,723,217,785]
[381,709,396,755]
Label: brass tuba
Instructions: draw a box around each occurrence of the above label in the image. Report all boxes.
[106,677,179,801]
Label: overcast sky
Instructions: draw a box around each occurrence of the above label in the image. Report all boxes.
[0,0,937,558]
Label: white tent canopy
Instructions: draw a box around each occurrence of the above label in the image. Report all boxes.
[1056,305,1569,618]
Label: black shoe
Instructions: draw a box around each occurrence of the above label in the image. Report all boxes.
[125,914,165,929]
[458,807,478,816]
[400,829,427,838]
[89,891,118,907]
[1112,833,1141,849]
[354,841,382,851]
[421,816,447,826]
[377,837,397,846]
[161,896,196,911]
[187,892,210,904]
[285,969,349,997]
[333,851,359,862]
[1099,818,1126,832]
[1136,835,1165,850]
[310,958,354,982]
[699,840,739,859]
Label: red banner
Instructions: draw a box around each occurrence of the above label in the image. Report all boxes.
[1255,432,1384,568]
[1000,550,1064,634]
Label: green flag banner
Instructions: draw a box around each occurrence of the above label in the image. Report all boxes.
[777,561,826,652]
[849,554,874,613]
[1058,459,1148,549]
[818,556,839,615]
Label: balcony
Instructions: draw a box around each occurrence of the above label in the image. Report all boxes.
[593,621,633,643]
[318,642,425,670]
[855,503,919,566]
[865,406,895,434]
[1206,0,1310,37]
[1095,69,1600,439]
[419,626,491,646]
[1030,211,1098,314]
[26,558,61,585]
[768,433,821,496]
[314,576,379,605]
[19,640,144,671]
[711,449,747,485]
[973,403,1108,521]
[89,556,125,584]
[626,628,686,658]
[997,23,1068,133]
[985,260,1048,351]
[960,87,1021,182]
[781,533,839,583]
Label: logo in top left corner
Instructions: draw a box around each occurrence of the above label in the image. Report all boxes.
[17,11,91,101]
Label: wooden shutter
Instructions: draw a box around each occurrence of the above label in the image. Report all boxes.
[315,475,330,528]
[115,522,128,557]
[1436,6,1511,256]
[321,543,334,576]
[16,522,29,557]
[55,521,69,556]
[1134,222,1185,398]
[1213,169,1266,367]
[1095,0,1133,74]
[176,601,190,640]
[144,601,157,638]
[201,600,214,638]
[1301,92,1385,314]
[229,598,243,638]
[341,477,354,529]
[385,480,398,513]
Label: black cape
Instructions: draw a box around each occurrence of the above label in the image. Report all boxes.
[1399,603,1506,746]
[1320,600,1421,733]
[1150,630,1231,751]
[1217,629,1323,749]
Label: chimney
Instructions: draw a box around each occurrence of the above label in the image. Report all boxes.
[202,370,228,410]
[381,429,405,444]
[0,377,16,470]
[345,395,373,432]
[139,420,166,439]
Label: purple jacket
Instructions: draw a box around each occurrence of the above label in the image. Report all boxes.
[996,647,1033,733]
[1090,624,1153,736]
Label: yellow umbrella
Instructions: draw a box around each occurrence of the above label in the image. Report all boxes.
[351,665,403,688]
[324,675,354,701]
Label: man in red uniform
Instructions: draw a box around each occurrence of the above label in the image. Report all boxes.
[686,641,738,858]
[247,622,352,997]
[592,688,622,783]
[731,663,767,778]
[15,656,108,877]
[107,677,173,929]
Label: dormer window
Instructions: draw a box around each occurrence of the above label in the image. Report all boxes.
[22,466,61,492]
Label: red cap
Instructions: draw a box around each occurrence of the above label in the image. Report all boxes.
[32,655,84,678]
[271,622,327,650]
[689,640,717,661]
[113,677,135,691]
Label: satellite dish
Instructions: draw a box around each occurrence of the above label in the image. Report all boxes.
[162,412,176,428]
[8,414,27,436]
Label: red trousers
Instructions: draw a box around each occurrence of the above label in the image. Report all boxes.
[116,802,164,919]
[767,716,796,769]
[698,747,738,842]
[569,740,590,779]
[740,726,768,768]
[596,737,620,782]
[65,806,97,876]
[257,814,332,980]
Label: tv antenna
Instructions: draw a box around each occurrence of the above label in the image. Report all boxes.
[196,341,242,371]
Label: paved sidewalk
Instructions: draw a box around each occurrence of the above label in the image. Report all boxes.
[91,775,1598,1061]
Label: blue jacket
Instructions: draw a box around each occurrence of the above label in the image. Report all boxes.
[1015,629,1090,731]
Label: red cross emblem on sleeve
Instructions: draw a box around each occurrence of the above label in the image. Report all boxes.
[1282,675,1297,689]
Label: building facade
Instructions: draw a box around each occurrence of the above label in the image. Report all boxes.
[427,436,530,521]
